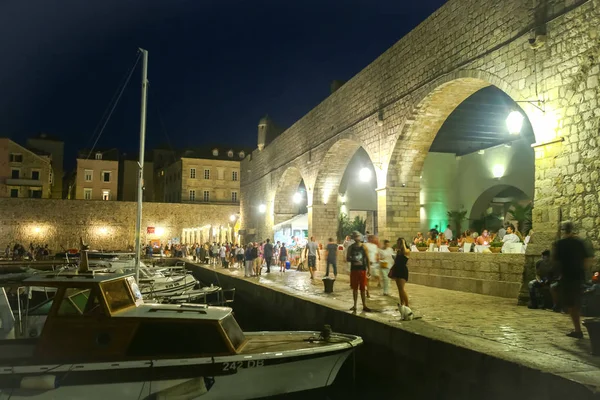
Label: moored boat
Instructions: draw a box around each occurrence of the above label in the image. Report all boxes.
[0,272,362,399]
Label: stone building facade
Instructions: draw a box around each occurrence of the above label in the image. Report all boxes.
[0,198,239,251]
[118,159,154,202]
[26,134,64,199]
[0,138,53,199]
[74,149,119,201]
[161,148,244,205]
[241,0,600,261]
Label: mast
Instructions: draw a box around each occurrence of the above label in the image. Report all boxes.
[134,48,149,283]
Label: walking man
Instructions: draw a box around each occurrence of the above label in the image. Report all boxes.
[304,236,321,280]
[325,237,338,278]
[263,239,274,273]
[346,231,371,312]
[553,222,594,338]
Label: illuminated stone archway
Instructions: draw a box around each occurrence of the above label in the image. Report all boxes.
[273,166,306,225]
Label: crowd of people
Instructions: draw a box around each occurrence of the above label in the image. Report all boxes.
[412,223,532,253]
[3,242,51,261]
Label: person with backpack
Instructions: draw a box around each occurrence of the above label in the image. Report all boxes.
[346,231,371,312]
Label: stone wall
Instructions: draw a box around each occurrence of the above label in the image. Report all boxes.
[408,252,527,298]
[0,198,239,251]
[240,0,600,264]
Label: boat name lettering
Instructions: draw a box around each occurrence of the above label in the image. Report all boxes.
[222,359,264,371]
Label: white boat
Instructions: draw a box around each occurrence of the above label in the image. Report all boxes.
[0,272,362,399]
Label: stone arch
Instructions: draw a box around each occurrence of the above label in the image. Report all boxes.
[310,137,378,241]
[469,185,531,233]
[273,166,307,225]
[383,69,534,238]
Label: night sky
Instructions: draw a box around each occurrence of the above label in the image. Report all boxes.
[0,0,446,167]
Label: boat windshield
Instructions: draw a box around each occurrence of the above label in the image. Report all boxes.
[101,279,135,313]
[221,314,246,350]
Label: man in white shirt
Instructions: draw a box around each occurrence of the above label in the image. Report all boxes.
[443,225,453,241]
[501,225,521,253]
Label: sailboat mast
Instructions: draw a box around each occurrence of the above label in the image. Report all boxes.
[134,48,149,284]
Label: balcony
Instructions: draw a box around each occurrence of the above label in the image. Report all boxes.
[6,178,43,187]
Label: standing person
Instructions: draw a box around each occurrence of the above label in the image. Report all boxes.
[553,222,594,338]
[304,236,321,280]
[364,235,380,297]
[378,240,394,296]
[325,238,338,278]
[252,243,262,276]
[244,244,254,278]
[346,231,371,312]
[219,243,227,268]
[389,238,410,307]
[443,225,453,241]
[279,244,288,272]
[263,239,274,273]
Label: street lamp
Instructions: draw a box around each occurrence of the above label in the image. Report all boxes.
[258,204,266,213]
[506,111,524,135]
[292,192,302,204]
[359,167,372,182]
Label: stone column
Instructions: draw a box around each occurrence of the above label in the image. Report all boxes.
[308,204,339,243]
[377,186,420,241]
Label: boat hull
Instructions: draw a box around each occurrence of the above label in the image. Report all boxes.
[0,332,361,400]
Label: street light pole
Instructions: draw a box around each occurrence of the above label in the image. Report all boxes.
[134,48,149,284]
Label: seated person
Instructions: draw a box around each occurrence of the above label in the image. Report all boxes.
[475,229,491,246]
[426,232,438,248]
[528,250,559,311]
[501,225,521,252]
[413,232,424,245]
[437,233,448,247]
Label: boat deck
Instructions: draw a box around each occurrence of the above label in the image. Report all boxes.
[240,332,351,354]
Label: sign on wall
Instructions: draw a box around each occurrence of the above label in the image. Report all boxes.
[147,227,155,234]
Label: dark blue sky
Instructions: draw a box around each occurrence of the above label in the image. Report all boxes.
[0,0,446,165]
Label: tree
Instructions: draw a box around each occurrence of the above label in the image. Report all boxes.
[337,213,367,242]
[507,202,532,235]
[447,210,468,234]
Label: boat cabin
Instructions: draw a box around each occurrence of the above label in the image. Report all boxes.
[0,273,246,365]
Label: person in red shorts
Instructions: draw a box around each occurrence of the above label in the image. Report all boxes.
[346,231,371,312]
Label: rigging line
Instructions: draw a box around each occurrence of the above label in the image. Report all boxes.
[84,51,142,152]
[86,51,142,160]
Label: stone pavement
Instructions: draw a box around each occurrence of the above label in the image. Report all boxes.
[198,261,600,391]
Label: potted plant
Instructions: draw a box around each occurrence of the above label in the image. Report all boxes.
[448,239,459,252]
[489,241,503,253]
[416,240,428,252]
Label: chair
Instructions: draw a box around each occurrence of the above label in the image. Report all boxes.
[463,242,472,253]
[503,243,523,254]
[439,245,449,252]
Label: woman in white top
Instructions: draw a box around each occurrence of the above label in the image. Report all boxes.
[364,235,380,298]
[378,240,394,296]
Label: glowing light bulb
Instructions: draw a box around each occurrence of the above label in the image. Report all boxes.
[506,111,524,135]
[359,167,372,182]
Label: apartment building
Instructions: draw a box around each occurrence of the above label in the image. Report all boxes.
[0,138,53,198]
[118,156,154,202]
[74,149,119,200]
[26,133,64,199]
[161,148,247,204]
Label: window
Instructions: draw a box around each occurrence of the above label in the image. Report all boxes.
[232,171,238,181]
[218,169,224,180]
[95,152,102,160]
[102,190,110,201]
[212,149,219,156]
[204,169,210,180]
[231,191,238,202]
[31,170,40,180]
[49,170,53,185]
[189,190,196,201]
[84,188,92,200]
[84,169,93,182]
[11,169,19,179]
[190,168,196,179]
[9,153,23,163]
[102,171,111,183]
[203,190,210,202]
[29,189,42,198]
[227,150,234,158]
[239,151,245,159]
[10,188,18,198]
